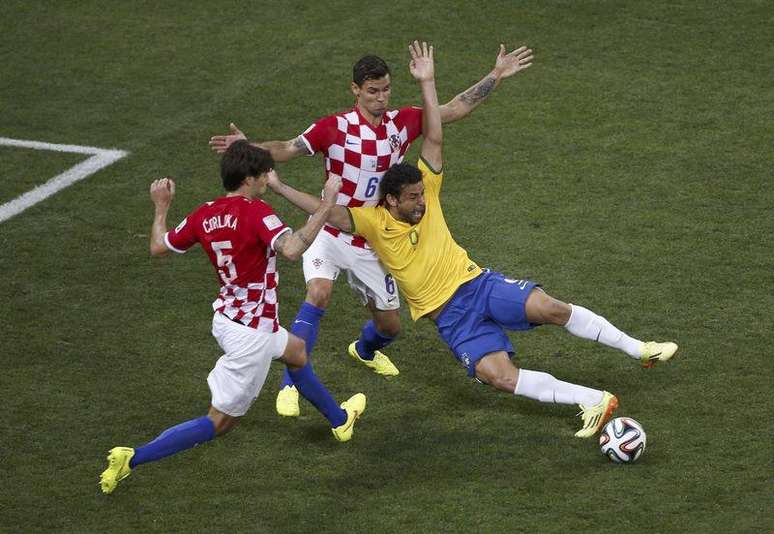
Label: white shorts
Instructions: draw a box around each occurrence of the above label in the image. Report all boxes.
[302,230,399,311]
[208,312,289,417]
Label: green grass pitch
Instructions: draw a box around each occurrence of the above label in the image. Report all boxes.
[1,1,772,532]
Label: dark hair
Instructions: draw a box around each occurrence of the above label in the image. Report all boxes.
[353,55,390,86]
[220,140,274,191]
[380,162,422,201]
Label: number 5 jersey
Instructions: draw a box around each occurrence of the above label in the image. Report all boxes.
[165,195,291,332]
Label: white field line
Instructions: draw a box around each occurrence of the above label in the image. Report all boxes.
[0,137,129,223]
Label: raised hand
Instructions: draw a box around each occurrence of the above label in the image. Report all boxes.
[150,177,176,208]
[209,123,247,154]
[265,169,281,192]
[493,44,533,79]
[321,174,343,206]
[409,40,434,82]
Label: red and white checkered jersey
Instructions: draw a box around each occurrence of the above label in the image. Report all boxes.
[165,195,291,332]
[300,106,423,248]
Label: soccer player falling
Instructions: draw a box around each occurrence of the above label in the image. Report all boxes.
[100,142,365,494]
[266,41,679,438]
[210,43,535,418]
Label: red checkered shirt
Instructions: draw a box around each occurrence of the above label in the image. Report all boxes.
[165,195,291,332]
[300,106,423,248]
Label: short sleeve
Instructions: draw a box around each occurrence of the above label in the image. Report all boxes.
[165,215,197,254]
[348,207,380,242]
[397,107,423,144]
[417,157,443,197]
[252,201,291,251]
[300,114,339,155]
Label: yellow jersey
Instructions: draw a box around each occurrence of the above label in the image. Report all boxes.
[348,158,482,320]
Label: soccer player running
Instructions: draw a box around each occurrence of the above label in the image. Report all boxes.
[99,142,366,494]
[266,42,679,438]
[210,44,535,418]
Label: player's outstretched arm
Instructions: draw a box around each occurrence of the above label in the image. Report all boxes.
[271,174,351,260]
[410,41,442,171]
[267,171,353,233]
[439,44,533,124]
[209,123,311,162]
[149,177,175,257]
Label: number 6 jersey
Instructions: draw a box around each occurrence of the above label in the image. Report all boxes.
[299,106,422,248]
[165,195,291,332]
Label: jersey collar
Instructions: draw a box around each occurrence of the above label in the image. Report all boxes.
[354,106,389,132]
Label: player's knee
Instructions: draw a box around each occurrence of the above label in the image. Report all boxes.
[282,334,309,370]
[306,284,332,308]
[367,299,400,337]
[489,373,518,393]
[475,354,518,392]
[376,318,400,338]
[288,350,308,370]
[475,369,515,392]
[283,335,308,369]
[548,299,572,325]
[382,324,400,338]
[533,292,571,325]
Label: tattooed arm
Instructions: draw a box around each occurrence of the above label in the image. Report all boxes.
[439,44,533,124]
[255,136,311,162]
[209,123,311,162]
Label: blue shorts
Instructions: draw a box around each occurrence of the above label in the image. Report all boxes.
[434,270,539,377]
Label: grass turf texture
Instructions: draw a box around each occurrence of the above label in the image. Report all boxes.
[1,1,772,532]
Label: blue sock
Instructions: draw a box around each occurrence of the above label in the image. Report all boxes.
[281,302,325,388]
[355,320,394,361]
[130,416,216,468]
[288,363,346,427]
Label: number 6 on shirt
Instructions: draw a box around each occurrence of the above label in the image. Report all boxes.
[365,177,379,198]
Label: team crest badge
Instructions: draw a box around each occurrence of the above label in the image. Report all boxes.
[388,134,401,152]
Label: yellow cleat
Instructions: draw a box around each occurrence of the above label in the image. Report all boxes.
[331,393,367,442]
[99,447,135,494]
[348,341,399,376]
[641,341,679,368]
[575,392,618,438]
[276,385,300,417]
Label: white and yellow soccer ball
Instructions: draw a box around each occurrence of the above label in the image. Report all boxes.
[599,417,647,463]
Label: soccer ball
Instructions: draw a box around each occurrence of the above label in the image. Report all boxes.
[599,417,647,463]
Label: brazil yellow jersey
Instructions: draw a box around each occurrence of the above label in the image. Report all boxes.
[348,158,482,320]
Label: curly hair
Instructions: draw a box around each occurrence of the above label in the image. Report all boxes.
[380,162,422,201]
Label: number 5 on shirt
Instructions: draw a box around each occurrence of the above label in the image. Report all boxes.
[212,240,237,283]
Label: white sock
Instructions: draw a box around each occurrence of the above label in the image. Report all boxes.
[564,304,644,358]
[514,369,603,406]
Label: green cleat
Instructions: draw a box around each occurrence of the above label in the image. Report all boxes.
[575,392,618,438]
[276,385,300,417]
[331,393,367,442]
[641,341,679,368]
[348,341,399,376]
[99,447,135,494]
